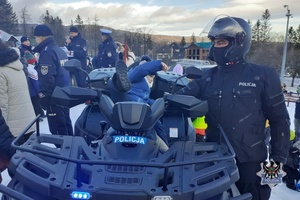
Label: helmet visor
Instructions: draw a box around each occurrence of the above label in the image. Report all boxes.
[200,15,246,41]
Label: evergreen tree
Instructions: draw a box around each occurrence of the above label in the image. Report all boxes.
[75,14,84,33]
[191,33,196,43]
[260,9,271,42]
[288,26,297,43]
[295,25,300,45]
[180,36,186,47]
[0,0,19,35]
[252,19,261,42]
[40,10,65,46]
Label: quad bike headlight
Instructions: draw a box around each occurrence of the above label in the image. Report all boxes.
[70,191,91,199]
[151,196,173,200]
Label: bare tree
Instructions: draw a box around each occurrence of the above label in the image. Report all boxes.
[19,6,31,36]
[85,15,101,57]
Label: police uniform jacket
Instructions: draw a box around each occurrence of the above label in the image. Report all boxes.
[66,33,88,71]
[33,37,70,107]
[93,36,117,68]
[19,44,34,57]
[178,60,290,163]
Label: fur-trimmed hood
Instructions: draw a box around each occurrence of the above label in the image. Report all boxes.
[0,48,19,67]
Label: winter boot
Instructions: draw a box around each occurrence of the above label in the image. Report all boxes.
[113,60,131,92]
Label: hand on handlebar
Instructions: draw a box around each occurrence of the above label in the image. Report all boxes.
[161,62,169,72]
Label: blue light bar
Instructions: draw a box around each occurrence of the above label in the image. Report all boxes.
[71,191,91,199]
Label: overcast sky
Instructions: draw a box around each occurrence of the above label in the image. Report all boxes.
[9,0,300,36]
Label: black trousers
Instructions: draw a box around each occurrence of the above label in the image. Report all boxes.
[46,105,73,136]
[31,95,45,117]
[236,160,271,200]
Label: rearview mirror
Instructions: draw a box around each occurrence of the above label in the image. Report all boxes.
[63,59,82,72]
[185,66,203,79]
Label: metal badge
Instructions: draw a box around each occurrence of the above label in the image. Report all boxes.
[41,66,48,75]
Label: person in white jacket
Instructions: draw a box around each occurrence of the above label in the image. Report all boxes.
[0,39,35,142]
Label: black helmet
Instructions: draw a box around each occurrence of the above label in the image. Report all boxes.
[202,15,251,62]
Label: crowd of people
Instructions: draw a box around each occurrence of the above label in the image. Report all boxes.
[0,15,298,200]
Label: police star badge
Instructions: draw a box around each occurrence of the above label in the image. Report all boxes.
[256,159,286,187]
[41,66,48,75]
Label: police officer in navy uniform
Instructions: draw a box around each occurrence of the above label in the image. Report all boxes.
[33,24,73,136]
[19,36,34,57]
[65,26,89,87]
[92,28,117,68]
[177,16,290,200]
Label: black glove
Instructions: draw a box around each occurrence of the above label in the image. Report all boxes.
[38,93,50,110]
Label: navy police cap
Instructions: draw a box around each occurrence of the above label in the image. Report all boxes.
[100,28,112,35]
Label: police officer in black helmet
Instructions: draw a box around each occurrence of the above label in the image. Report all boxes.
[177,15,290,199]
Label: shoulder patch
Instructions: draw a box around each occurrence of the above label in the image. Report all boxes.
[41,66,48,75]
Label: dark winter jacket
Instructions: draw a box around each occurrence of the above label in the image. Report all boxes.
[0,109,16,159]
[295,100,300,119]
[92,36,117,68]
[19,44,33,57]
[178,60,290,163]
[127,60,162,105]
[66,33,89,71]
[33,37,70,108]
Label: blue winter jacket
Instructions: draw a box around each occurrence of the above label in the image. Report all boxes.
[33,37,70,106]
[92,36,117,68]
[19,44,33,57]
[66,33,89,71]
[127,60,162,104]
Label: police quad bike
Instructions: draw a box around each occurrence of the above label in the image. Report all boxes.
[2,60,252,200]
[74,60,203,145]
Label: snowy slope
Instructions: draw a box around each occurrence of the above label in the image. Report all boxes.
[1,89,300,199]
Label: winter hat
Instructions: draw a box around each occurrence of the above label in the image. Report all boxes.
[24,52,36,64]
[34,25,53,36]
[69,26,78,33]
[21,36,29,43]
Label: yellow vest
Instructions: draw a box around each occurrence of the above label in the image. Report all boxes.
[193,117,207,136]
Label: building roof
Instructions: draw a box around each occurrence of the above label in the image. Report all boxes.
[195,42,212,48]
[0,29,18,42]
[185,42,212,49]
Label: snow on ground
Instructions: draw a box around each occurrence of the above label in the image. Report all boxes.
[1,78,300,199]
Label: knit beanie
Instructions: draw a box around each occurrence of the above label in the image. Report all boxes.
[69,26,78,33]
[24,53,36,64]
[34,25,53,36]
